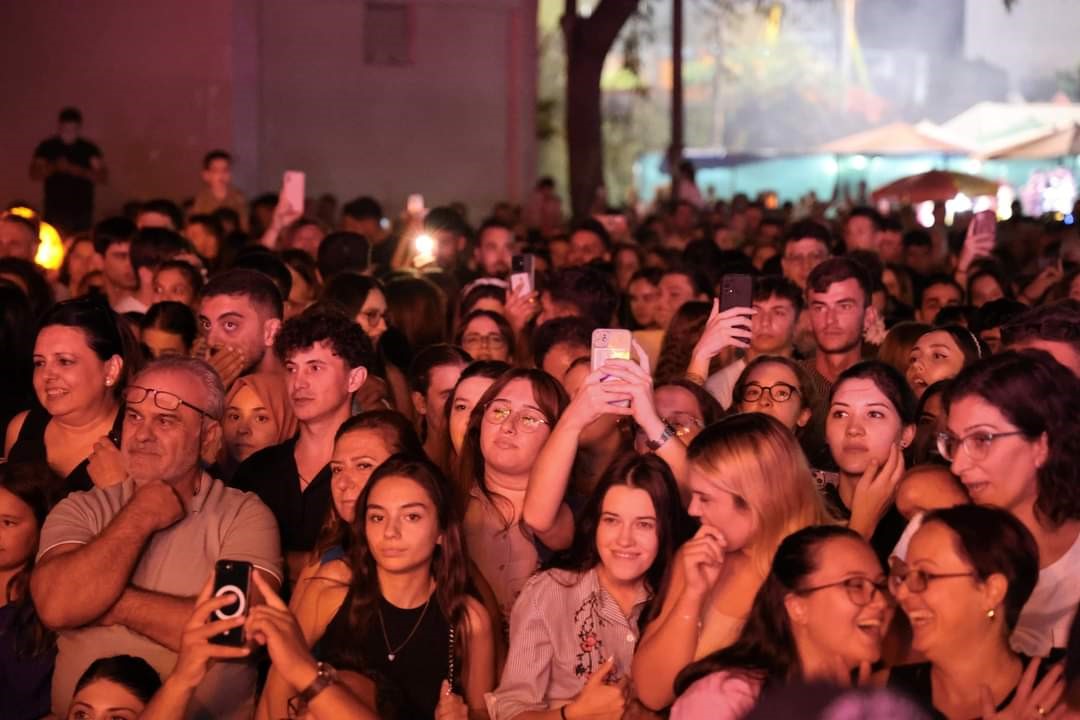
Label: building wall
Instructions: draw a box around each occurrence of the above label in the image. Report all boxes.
[0,0,536,223]
[0,0,240,217]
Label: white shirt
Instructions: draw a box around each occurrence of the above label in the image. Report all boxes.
[1011,531,1080,657]
[704,358,747,410]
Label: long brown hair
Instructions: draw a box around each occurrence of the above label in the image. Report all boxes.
[453,368,568,522]
[1,461,69,658]
[344,455,475,677]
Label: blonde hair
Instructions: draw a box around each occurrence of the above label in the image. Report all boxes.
[688,413,829,575]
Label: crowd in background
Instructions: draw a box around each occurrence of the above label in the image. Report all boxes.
[3,109,1080,720]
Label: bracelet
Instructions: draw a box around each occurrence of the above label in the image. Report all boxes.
[297,662,337,705]
[646,423,676,452]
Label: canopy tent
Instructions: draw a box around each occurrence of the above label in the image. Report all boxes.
[981,123,1080,159]
[871,170,1001,204]
[818,121,970,155]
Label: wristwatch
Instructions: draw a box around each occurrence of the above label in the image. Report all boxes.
[645,422,677,451]
[297,662,337,705]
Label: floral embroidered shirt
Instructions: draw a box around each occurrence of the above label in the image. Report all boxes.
[485,567,651,719]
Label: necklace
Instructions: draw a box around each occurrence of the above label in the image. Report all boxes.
[377,593,433,662]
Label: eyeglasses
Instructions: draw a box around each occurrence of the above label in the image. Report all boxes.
[797,577,891,607]
[935,429,1026,462]
[888,565,976,595]
[463,333,508,349]
[483,400,549,433]
[737,382,800,404]
[125,385,214,419]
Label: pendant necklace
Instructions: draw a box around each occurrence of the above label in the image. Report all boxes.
[377,593,432,662]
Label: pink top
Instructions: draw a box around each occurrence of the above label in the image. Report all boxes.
[670,670,763,720]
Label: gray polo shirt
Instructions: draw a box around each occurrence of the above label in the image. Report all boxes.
[37,473,283,720]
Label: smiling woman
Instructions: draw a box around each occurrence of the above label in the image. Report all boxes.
[486,454,685,720]
[671,526,888,720]
[887,505,1049,720]
[5,297,138,491]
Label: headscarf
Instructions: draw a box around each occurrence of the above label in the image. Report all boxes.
[224,372,299,445]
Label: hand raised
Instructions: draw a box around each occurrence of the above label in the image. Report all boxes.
[681,525,726,597]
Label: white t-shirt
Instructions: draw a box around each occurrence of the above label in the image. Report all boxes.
[1011,531,1080,657]
[704,358,747,410]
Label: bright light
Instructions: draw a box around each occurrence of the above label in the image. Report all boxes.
[8,206,63,270]
[414,233,435,256]
[849,154,868,170]
[822,156,838,175]
[916,201,936,228]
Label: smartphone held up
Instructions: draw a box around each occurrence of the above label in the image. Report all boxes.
[209,559,252,647]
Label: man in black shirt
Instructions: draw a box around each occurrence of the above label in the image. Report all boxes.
[230,304,372,584]
[30,107,107,233]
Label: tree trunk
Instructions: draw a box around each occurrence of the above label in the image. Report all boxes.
[562,0,639,221]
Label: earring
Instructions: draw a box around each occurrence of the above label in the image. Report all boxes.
[105,379,113,387]
[987,609,996,620]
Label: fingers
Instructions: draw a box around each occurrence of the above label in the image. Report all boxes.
[251,572,286,610]
[630,338,652,376]
[1030,664,1066,710]
[694,524,727,547]
[586,656,617,686]
[1016,656,1043,700]
[191,593,238,629]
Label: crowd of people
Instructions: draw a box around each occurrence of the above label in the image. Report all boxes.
[4,123,1080,720]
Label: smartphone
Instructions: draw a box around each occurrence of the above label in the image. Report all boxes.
[719,274,753,345]
[971,209,996,237]
[591,329,632,408]
[282,171,305,213]
[510,254,535,295]
[209,559,252,647]
[719,274,753,311]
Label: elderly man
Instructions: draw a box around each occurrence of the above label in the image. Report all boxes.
[31,356,282,719]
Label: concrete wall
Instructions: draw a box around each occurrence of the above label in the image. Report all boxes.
[0,0,241,217]
[0,0,536,223]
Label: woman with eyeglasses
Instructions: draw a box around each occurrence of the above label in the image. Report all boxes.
[446,361,512,467]
[455,310,514,363]
[824,361,916,565]
[887,505,1065,719]
[5,297,139,491]
[634,413,828,711]
[731,356,816,434]
[940,349,1080,658]
[456,368,568,626]
[524,344,690,555]
[670,526,889,719]
[632,379,722,455]
[487,454,686,719]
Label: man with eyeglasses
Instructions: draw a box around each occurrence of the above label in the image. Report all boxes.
[30,356,283,719]
[231,304,372,584]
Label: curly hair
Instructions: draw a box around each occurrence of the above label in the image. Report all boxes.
[944,349,1080,528]
[273,303,374,369]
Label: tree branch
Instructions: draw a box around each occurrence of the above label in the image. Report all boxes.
[580,0,639,59]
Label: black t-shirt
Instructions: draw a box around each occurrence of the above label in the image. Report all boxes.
[33,136,102,230]
[888,656,1053,720]
[819,482,907,567]
[229,436,332,554]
